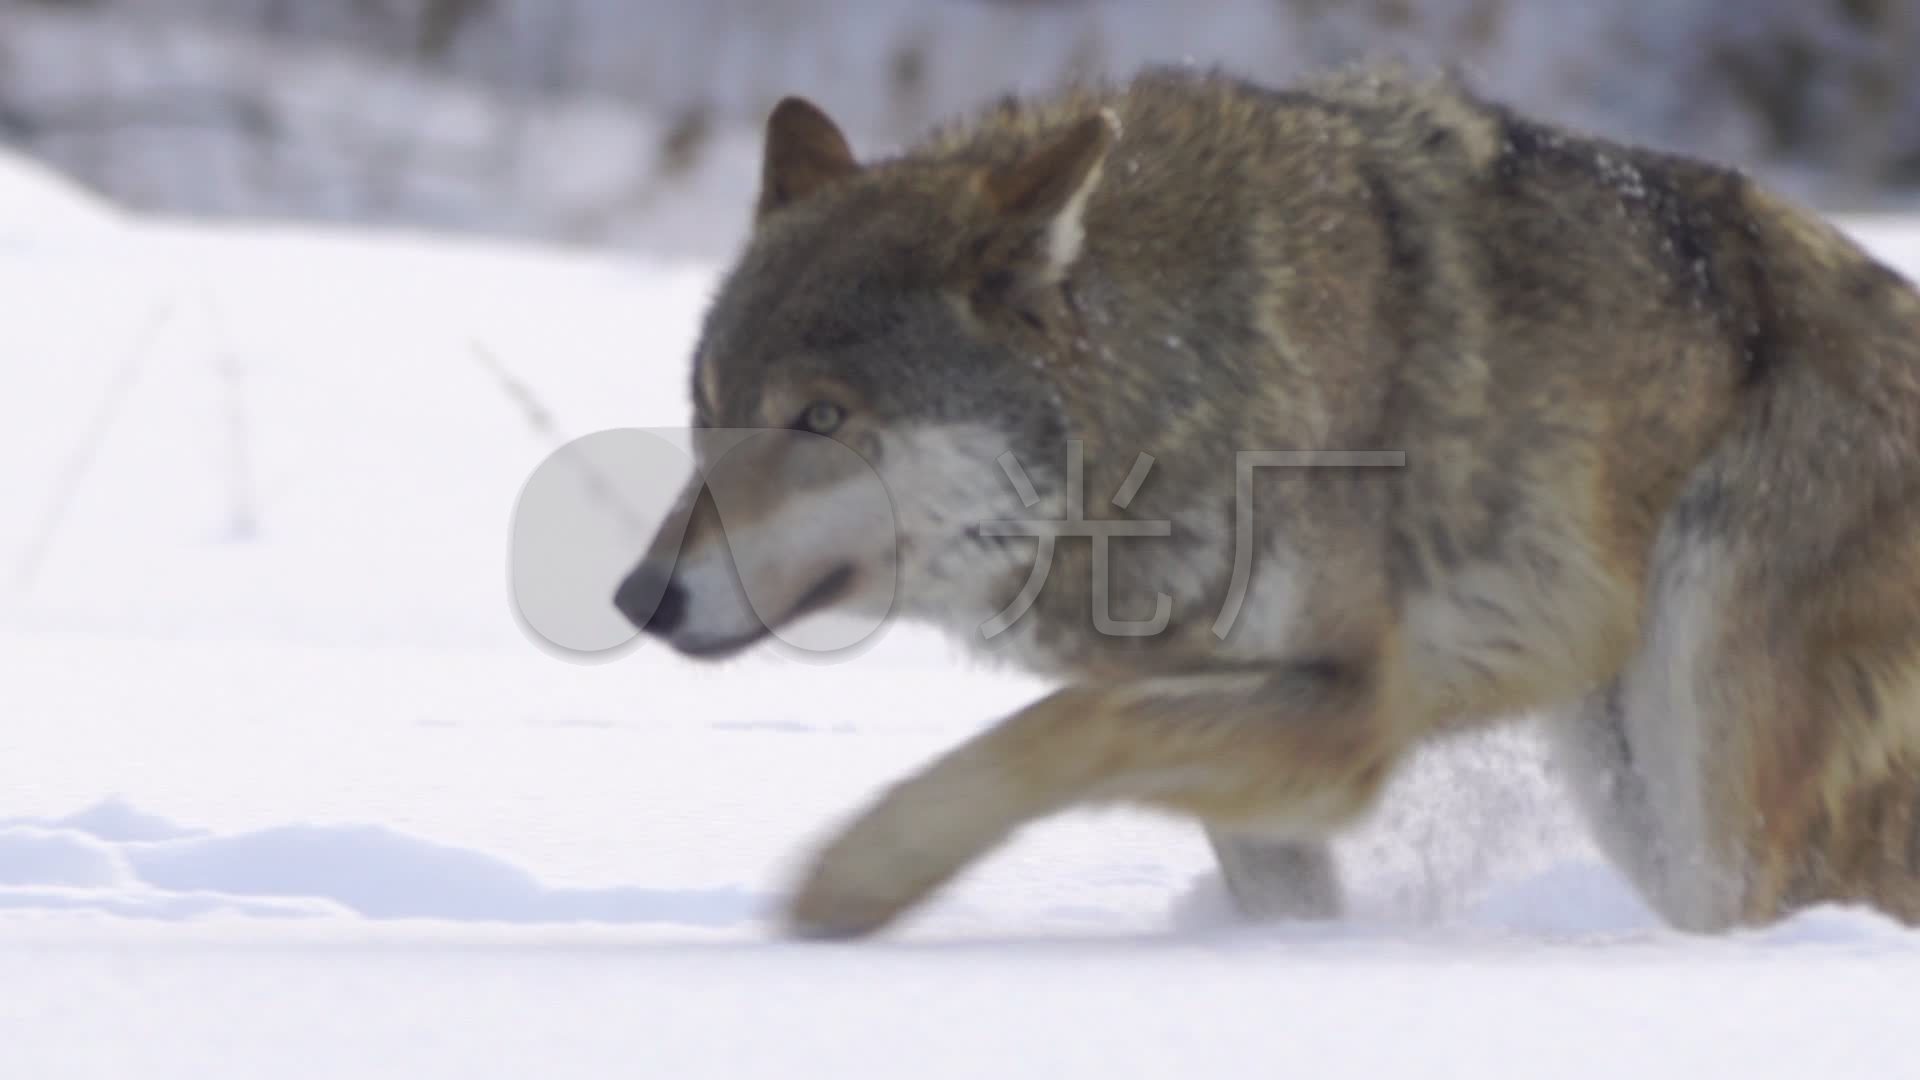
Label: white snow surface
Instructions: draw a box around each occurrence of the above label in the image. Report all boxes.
[3,154,1919,1077]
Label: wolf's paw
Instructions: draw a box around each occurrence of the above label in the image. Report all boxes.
[782,770,1018,940]
[783,870,916,941]
[781,808,952,940]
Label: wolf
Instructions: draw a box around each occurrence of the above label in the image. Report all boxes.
[612,65,1920,938]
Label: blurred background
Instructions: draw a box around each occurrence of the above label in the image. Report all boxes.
[4,0,1919,259]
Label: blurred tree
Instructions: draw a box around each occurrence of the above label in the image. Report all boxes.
[1708,0,1916,192]
[4,0,1920,243]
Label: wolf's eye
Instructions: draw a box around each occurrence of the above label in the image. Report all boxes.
[797,400,846,435]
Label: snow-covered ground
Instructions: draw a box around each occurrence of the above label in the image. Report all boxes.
[4,156,1919,1078]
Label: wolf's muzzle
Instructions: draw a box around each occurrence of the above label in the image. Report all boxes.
[613,563,686,636]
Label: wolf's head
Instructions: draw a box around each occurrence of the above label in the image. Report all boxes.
[616,97,1120,658]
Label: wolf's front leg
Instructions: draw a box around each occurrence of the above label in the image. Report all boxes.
[1205,828,1343,921]
[784,662,1403,938]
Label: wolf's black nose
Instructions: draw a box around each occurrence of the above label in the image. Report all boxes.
[615,564,685,636]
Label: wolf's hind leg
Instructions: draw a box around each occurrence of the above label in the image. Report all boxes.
[1205,829,1342,920]
[1543,686,1674,912]
[1554,518,1920,930]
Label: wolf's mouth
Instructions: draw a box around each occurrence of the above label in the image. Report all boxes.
[675,563,856,659]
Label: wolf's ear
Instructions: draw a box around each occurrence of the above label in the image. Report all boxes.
[975,109,1120,288]
[757,97,859,221]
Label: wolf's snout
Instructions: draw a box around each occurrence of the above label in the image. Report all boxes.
[614,563,686,636]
